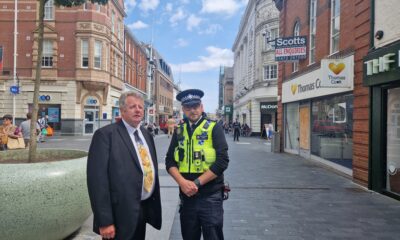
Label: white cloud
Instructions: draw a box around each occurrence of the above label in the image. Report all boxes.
[180,0,190,4]
[165,3,173,12]
[176,38,189,47]
[128,20,149,30]
[201,0,242,15]
[169,7,186,26]
[139,0,160,12]
[199,24,222,35]
[125,0,137,11]
[171,46,233,73]
[187,14,202,31]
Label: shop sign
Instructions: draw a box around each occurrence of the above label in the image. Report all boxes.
[39,95,51,101]
[224,105,233,115]
[86,97,98,105]
[363,41,400,86]
[148,108,154,115]
[260,102,278,113]
[282,66,354,103]
[275,36,307,61]
[320,55,354,88]
[159,105,164,112]
[10,86,19,94]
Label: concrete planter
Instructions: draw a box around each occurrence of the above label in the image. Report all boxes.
[0,149,91,240]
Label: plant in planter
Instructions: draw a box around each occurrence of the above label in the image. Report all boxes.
[0,1,109,239]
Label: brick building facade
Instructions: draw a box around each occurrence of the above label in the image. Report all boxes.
[0,0,147,135]
[274,0,370,186]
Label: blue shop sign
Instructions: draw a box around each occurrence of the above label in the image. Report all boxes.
[10,86,19,94]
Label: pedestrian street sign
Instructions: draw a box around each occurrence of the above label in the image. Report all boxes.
[10,85,19,94]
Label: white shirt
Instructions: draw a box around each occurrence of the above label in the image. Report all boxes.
[122,119,156,200]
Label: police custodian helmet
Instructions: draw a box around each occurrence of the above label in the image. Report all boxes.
[176,89,204,107]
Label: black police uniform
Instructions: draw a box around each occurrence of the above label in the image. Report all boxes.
[165,89,229,240]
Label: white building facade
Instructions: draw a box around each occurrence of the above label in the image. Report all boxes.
[232,0,279,136]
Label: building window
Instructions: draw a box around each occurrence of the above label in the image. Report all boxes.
[264,28,278,50]
[42,40,53,67]
[111,11,115,34]
[309,0,317,64]
[44,0,54,20]
[114,52,118,76]
[311,94,354,168]
[81,39,89,68]
[95,3,101,12]
[83,3,88,10]
[117,20,121,39]
[263,64,278,80]
[94,40,102,69]
[330,0,340,54]
[292,21,300,72]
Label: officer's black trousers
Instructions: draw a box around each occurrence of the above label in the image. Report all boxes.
[233,129,240,141]
[180,191,224,240]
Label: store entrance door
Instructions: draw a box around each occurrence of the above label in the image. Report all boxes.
[84,109,99,135]
[299,106,310,151]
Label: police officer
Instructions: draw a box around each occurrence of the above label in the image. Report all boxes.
[165,89,229,240]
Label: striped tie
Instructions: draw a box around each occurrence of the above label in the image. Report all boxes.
[134,130,154,192]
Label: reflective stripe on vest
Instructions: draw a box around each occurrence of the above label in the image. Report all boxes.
[174,119,216,173]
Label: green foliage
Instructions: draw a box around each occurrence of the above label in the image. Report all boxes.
[54,0,108,7]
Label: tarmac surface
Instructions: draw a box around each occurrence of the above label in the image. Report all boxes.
[38,132,400,240]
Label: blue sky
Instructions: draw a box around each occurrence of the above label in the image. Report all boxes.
[124,0,249,112]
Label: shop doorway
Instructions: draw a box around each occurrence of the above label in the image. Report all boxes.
[386,87,400,195]
[83,108,99,135]
[299,106,310,151]
[285,102,299,153]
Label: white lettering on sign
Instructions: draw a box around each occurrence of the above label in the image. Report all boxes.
[365,53,396,75]
[275,37,306,47]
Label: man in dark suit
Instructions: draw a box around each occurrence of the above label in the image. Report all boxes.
[87,91,162,240]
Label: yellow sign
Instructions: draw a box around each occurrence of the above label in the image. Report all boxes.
[291,84,298,95]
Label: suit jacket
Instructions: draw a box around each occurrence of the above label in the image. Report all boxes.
[87,121,162,239]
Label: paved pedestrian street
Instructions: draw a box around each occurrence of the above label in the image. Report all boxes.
[40,134,400,240]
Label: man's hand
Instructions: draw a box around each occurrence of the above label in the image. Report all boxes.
[99,224,115,239]
[179,179,198,197]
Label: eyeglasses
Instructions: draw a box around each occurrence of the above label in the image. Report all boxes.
[183,104,201,110]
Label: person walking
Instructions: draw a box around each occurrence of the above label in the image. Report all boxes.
[232,119,241,142]
[37,115,48,142]
[0,114,21,151]
[167,116,175,138]
[87,91,162,240]
[165,89,229,240]
[19,113,40,148]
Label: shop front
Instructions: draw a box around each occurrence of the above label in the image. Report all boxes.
[364,40,400,199]
[83,96,100,135]
[260,102,277,137]
[282,55,354,171]
[28,93,62,131]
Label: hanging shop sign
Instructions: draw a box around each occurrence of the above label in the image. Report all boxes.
[10,86,19,94]
[275,36,307,62]
[224,105,233,115]
[320,55,354,88]
[363,40,400,86]
[260,102,278,113]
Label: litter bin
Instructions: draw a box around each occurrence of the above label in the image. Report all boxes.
[270,131,281,153]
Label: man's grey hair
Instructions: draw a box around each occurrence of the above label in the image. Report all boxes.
[119,91,144,109]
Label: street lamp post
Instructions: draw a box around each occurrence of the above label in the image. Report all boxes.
[13,0,18,124]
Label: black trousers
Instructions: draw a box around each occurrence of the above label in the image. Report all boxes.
[180,191,224,240]
[233,129,240,141]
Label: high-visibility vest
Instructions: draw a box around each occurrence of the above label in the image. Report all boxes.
[174,119,216,173]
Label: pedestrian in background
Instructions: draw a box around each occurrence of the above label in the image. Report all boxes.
[37,115,48,142]
[87,91,162,240]
[166,89,229,240]
[0,114,21,151]
[167,116,175,138]
[19,113,40,148]
[232,119,241,141]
